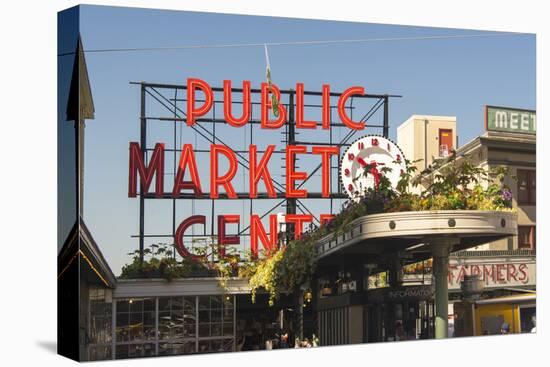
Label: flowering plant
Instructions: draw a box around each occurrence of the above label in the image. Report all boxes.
[242,151,515,305]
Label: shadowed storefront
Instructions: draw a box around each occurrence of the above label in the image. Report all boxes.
[311,210,517,343]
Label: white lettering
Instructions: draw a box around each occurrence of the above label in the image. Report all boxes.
[495,111,507,128]
[521,114,529,131]
[510,113,519,129]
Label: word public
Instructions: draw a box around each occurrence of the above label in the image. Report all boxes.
[128,78,368,258]
[184,78,368,130]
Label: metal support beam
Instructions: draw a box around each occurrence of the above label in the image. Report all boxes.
[383,95,389,138]
[387,256,403,288]
[430,238,457,339]
[286,92,297,240]
[131,81,400,264]
[139,84,146,266]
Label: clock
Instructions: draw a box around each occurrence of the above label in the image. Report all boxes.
[340,135,407,199]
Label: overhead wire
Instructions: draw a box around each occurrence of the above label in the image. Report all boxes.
[58,32,528,56]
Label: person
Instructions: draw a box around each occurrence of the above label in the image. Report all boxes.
[236,335,245,351]
[395,321,405,341]
[279,333,289,348]
[500,322,510,334]
[531,316,537,333]
[312,334,320,347]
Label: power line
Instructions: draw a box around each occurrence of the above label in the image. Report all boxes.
[58,32,529,56]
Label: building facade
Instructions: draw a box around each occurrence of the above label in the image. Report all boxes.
[397,115,458,172]
[397,106,536,335]
[397,108,536,257]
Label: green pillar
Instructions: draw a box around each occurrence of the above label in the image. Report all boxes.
[295,289,304,340]
[431,240,455,339]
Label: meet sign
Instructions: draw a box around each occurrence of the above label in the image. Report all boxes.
[485,105,536,135]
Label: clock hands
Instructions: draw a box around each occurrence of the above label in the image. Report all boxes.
[356,157,368,167]
[341,136,405,199]
[356,156,385,168]
[355,157,385,190]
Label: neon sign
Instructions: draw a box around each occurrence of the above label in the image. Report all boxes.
[128,78,370,259]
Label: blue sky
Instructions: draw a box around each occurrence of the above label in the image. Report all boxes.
[74,5,535,274]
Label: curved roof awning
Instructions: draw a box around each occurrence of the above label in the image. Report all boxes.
[315,210,517,267]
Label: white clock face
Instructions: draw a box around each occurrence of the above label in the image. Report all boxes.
[340,135,407,199]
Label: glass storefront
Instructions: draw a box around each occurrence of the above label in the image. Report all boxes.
[88,287,113,361]
[87,292,236,360]
[115,297,156,358]
[114,295,235,359]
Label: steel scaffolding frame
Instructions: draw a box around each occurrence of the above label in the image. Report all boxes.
[129,81,401,264]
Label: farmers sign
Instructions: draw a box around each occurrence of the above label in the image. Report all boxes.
[447,258,535,290]
[402,257,536,290]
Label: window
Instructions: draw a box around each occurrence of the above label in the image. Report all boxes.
[517,170,536,205]
[88,287,112,361]
[115,297,156,359]
[109,295,236,360]
[518,226,536,250]
[158,296,196,344]
[438,129,453,157]
[519,306,536,333]
[198,295,234,339]
[116,298,155,343]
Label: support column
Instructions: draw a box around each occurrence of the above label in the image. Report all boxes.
[430,239,456,339]
[294,289,304,341]
[387,256,402,288]
[351,264,365,292]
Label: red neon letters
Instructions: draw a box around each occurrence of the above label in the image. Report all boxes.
[128,142,165,198]
[261,82,287,129]
[174,215,206,260]
[296,82,317,129]
[250,214,279,258]
[186,78,213,126]
[129,143,340,200]
[173,144,202,197]
[249,144,277,199]
[285,145,308,198]
[183,78,367,131]
[285,214,313,240]
[338,86,365,130]
[223,80,251,127]
[312,146,340,197]
[210,145,238,199]
[217,215,240,258]
[129,79,372,260]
